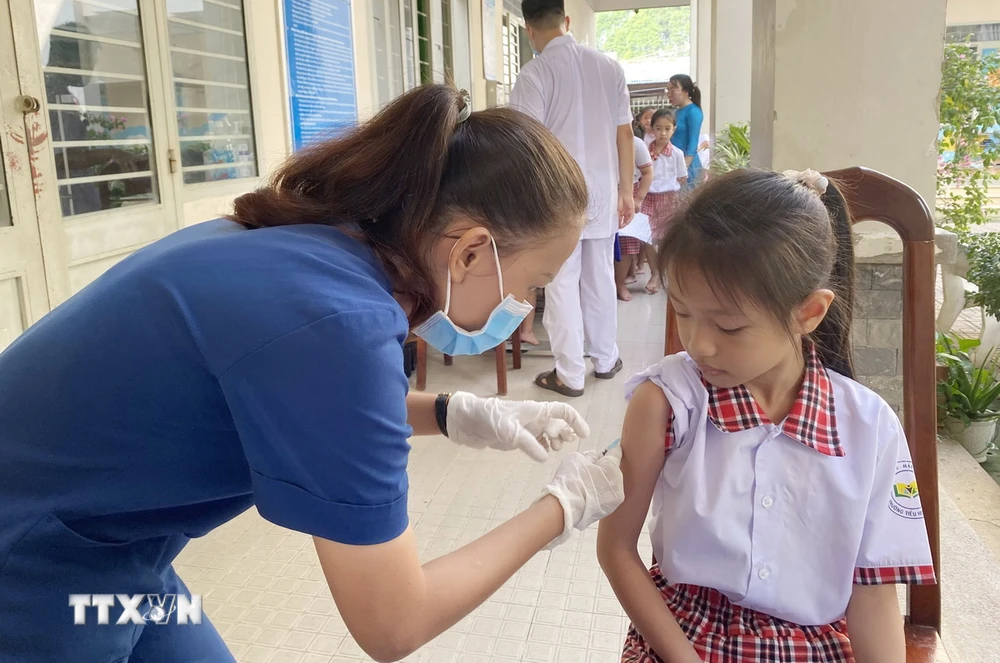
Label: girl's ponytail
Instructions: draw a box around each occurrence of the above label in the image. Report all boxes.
[812,181,857,379]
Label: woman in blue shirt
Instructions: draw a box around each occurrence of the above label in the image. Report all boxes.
[0,85,624,662]
[667,74,705,185]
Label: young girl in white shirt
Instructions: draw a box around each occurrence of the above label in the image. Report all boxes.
[635,106,656,144]
[598,169,935,663]
[616,135,653,302]
[641,109,687,294]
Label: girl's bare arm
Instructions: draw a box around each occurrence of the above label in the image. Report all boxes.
[597,382,702,662]
[847,584,905,663]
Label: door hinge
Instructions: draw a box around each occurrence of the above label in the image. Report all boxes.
[15,95,40,114]
[167,148,178,174]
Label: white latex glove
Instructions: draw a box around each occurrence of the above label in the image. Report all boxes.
[539,445,624,549]
[446,392,591,462]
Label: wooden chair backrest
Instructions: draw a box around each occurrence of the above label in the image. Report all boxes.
[664,167,941,631]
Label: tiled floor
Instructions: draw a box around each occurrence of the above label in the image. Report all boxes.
[174,281,670,662]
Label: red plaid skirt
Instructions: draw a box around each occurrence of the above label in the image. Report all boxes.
[621,566,855,663]
[640,191,680,243]
[619,235,643,255]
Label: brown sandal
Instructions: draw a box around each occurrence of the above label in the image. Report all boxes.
[534,370,584,397]
[595,357,624,380]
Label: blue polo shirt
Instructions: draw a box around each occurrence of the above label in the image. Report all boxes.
[0,219,412,659]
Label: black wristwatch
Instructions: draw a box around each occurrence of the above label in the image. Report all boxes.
[435,393,451,437]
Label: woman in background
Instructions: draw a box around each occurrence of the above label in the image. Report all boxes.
[666,74,704,186]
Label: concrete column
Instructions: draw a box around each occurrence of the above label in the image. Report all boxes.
[750,0,947,205]
[749,0,948,399]
[567,0,596,47]
[709,0,751,137]
[691,0,711,135]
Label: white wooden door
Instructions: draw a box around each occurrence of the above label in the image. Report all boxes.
[149,0,262,227]
[10,0,180,302]
[0,0,51,352]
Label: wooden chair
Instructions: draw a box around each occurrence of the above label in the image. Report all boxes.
[411,329,522,397]
[664,167,945,661]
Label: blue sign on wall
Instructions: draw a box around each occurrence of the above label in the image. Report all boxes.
[284,0,358,150]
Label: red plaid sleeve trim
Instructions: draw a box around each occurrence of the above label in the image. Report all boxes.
[853,565,937,585]
[665,411,676,452]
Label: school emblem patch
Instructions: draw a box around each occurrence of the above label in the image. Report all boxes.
[889,460,923,520]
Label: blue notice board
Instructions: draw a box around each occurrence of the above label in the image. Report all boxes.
[284,0,358,150]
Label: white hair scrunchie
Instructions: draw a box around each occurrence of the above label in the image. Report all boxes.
[782,168,829,196]
[457,89,472,124]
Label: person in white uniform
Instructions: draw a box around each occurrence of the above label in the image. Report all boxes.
[509,0,635,398]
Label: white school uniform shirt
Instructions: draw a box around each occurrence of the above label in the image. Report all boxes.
[624,344,935,627]
[508,34,632,239]
[648,142,687,194]
[698,132,710,169]
[633,136,652,185]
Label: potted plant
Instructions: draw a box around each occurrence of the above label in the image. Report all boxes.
[711,122,750,174]
[937,333,1000,461]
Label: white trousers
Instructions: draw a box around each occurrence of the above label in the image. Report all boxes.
[542,236,619,390]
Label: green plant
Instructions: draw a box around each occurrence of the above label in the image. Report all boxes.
[936,332,1000,425]
[962,231,1000,319]
[937,42,1000,235]
[711,123,749,174]
[84,113,127,140]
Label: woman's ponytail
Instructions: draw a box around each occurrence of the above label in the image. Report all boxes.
[232,84,463,236]
[690,83,702,108]
[229,85,467,321]
[812,181,857,379]
[228,84,588,326]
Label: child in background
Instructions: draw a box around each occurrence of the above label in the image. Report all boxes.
[597,169,935,663]
[697,132,710,179]
[640,109,687,294]
[616,135,654,302]
[629,106,657,278]
[635,106,656,144]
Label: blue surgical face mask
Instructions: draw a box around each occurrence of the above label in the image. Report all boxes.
[412,237,533,356]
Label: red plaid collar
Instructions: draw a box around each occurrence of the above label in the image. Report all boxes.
[650,141,673,161]
[701,343,843,456]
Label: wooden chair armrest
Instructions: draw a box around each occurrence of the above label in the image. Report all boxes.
[905,624,950,663]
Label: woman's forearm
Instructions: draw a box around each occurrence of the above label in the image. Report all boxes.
[600,548,702,663]
[684,156,693,167]
[414,495,564,640]
[317,496,565,662]
[406,391,442,436]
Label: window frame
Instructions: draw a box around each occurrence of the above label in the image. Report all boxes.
[154,0,265,201]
